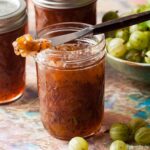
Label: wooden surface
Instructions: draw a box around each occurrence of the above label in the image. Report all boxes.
[1,0,150,150]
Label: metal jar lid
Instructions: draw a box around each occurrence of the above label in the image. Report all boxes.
[0,0,27,34]
[33,0,97,9]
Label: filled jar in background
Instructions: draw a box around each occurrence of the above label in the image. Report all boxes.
[32,0,97,32]
[35,22,105,140]
[0,0,27,104]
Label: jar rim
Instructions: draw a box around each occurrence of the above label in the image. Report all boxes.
[33,0,97,9]
[35,22,105,70]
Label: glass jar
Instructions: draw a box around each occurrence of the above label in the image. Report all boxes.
[25,0,28,7]
[35,22,105,140]
[0,0,27,104]
[33,0,97,32]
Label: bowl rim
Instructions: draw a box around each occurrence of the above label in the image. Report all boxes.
[107,52,150,67]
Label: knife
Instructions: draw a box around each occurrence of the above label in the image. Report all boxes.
[49,11,150,46]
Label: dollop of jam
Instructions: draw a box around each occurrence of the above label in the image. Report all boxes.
[12,34,52,57]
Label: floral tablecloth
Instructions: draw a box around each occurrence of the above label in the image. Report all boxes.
[1,0,150,150]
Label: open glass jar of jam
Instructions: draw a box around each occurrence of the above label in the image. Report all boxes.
[33,0,97,32]
[35,22,105,140]
[0,0,27,104]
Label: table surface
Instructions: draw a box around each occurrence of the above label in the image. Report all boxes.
[1,0,150,150]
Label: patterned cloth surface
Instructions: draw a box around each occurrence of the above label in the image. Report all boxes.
[1,0,150,150]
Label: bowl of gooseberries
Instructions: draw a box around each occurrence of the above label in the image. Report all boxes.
[104,7,150,83]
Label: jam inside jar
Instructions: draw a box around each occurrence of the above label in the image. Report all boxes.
[36,23,105,140]
[0,28,26,103]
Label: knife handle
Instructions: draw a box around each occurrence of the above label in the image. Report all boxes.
[93,11,150,35]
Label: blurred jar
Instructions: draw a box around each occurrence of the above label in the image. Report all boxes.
[35,22,105,140]
[0,0,27,104]
[32,0,97,32]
